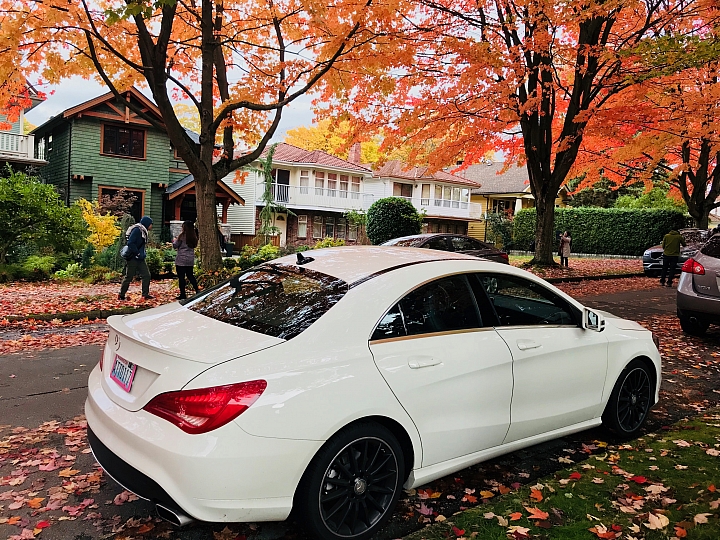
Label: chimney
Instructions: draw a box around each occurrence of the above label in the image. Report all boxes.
[348,142,361,164]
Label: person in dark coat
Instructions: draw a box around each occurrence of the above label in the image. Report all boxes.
[119,216,153,300]
[660,229,686,288]
[173,220,200,300]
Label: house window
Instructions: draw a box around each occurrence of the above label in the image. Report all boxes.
[47,135,53,153]
[315,171,325,195]
[348,223,358,241]
[325,216,335,238]
[297,215,307,238]
[492,198,515,215]
[300,170,309,194]
[102,125,145,158]
[434,185,442,206]
[461,188,469,209]
[421,184,430,206]
[351,176,361,199]
[327,173,337,197]
[452,187,461,209]
[339,175,349,198]
[313,216,323,238]
[98,186,144,222]
[393,182,413,198]
[337,218,346,239]
[443,186,452,207]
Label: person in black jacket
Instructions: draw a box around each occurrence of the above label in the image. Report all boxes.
[119,216,154,300]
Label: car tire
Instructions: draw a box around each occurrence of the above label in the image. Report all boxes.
[679,314,709,336]
[296,422,405,540]
[602,359,654,438]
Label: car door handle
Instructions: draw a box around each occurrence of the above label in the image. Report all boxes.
[516,339,541,350]
[408,356,441,369]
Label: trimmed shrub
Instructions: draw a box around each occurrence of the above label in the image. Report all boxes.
[145,248,164,278]
[366,197,423,245]
[513,207,690,255]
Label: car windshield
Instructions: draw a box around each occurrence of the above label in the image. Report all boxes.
[681,229,710,244]
[700,235,720,259]
[383,238,424,247]
[183,264,348,339]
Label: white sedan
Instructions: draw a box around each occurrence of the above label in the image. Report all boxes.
[86,246,661,540]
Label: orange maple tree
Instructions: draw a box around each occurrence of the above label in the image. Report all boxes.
[319,0,710,263]
[575,33,720,228]
[0,0,402,268]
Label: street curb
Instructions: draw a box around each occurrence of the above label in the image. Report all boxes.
[545,272,646,284]
[4,306,148,323]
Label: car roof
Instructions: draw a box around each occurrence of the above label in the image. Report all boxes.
[270,245,479,284]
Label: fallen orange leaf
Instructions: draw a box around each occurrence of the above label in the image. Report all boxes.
[675,526,688,538]
[530,489,543,502]
[525,507,550,520]
[509,512,523,521]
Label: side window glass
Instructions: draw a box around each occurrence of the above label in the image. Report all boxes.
[424,237,450,251]
[371,275,481,340]
[450,237,482,251]
[475,274,576,327]
[372,304,405,340]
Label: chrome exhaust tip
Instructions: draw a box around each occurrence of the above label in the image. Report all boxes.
[156,504,193,527]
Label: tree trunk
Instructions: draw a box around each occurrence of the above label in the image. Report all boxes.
[194,170,223,270]
[532,193,558,265]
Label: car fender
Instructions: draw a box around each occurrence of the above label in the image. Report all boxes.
[602,329,661,407]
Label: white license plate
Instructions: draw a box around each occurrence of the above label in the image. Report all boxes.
[110,354,137,392]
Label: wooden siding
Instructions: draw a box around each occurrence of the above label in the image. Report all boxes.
[37,125,71,194]
[0,114,22,135]
[225,168,258,235]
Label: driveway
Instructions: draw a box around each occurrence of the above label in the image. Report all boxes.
[1,285,718,540]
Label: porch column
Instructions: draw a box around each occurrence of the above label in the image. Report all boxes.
[221,199,229,223]
[174,195,184,221]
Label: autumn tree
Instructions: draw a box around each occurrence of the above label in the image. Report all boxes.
[0,0,402,269]
[320,0,705,263]
[575,35,720,228]
[285,119,384,164]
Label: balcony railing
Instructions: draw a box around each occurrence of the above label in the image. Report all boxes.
[396,196,485,220]
[0,133,38,161]
[260,183,375,211]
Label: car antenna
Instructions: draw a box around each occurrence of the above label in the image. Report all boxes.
[296,252,314,265]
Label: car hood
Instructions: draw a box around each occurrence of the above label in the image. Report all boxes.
[596,309,647,331]
[645,244,701,254]
[110,302,285,364]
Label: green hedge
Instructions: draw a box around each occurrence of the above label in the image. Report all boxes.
[366,197,423,245]
[513,207,691,255]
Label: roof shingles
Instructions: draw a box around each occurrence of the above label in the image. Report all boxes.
[261,143,372,173]
[455,162,530,194]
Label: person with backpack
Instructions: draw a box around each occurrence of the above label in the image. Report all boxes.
[173,220,200,300]
[119,216,153,300]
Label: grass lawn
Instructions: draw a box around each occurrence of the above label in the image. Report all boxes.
[404,413,720,539]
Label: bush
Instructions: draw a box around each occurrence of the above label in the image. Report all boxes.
[223,258,238,270]
[0,263,23,283]
[145,248,164,278]
[21,255,56,281]
[53,262,86,280]
[236,244,281,271]
[85,266,120,284]
[366,197,423,245]
[513,207,691,255]
[313,237,345,249]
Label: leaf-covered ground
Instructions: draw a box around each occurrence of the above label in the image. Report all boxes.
[510,257,643,279]
[404,412,720,540]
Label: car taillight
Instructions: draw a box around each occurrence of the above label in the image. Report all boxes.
[143,380,267,434]
[681,258,705,275]
[500,252,509,261]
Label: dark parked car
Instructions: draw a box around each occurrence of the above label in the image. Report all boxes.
[642,228,711,277]
[382,234,509,264]
[677,233,720,335]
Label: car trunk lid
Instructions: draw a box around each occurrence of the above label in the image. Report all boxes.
[691,251,720,299]
[101,303,284,411]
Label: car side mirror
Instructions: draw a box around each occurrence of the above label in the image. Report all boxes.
[582,308,605,332]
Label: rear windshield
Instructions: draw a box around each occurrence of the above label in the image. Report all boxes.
[383,238,424,247]
[183,264,348,339]
[700,235,720,259]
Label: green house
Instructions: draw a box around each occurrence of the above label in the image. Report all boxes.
[30,87,243,237]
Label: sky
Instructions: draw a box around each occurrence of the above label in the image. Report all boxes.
[24,76,317,142]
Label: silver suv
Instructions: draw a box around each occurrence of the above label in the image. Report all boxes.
[677,234,720,335]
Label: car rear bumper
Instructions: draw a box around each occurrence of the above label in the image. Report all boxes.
[85,365,322,522]
[677,274,720,323]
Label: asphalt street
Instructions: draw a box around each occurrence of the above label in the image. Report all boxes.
[0,285,689,540]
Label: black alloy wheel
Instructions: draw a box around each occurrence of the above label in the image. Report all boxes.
[603,359,653,437]
[297,423,404,540]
